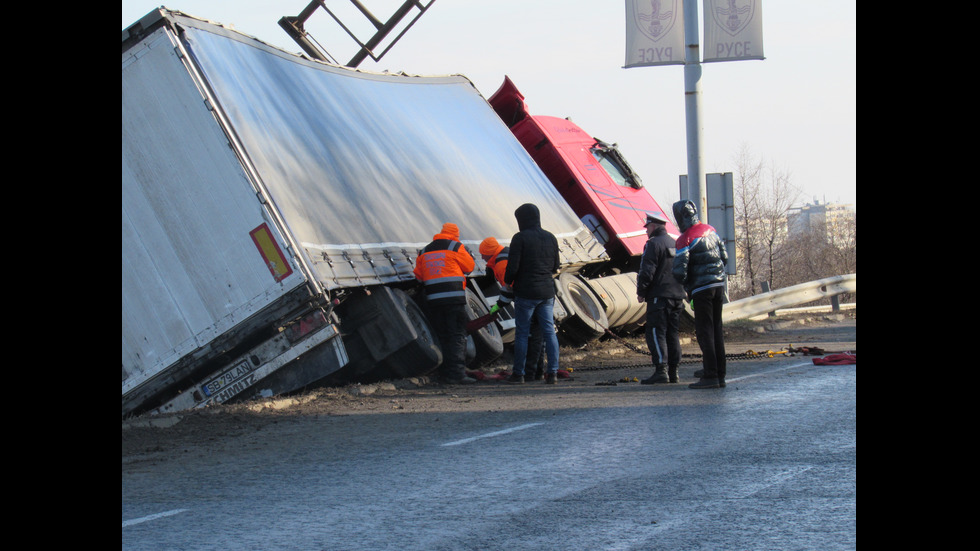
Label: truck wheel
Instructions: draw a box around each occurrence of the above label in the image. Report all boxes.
[555,272,610,345]
[464,287,503,368]
[582,272,647,332]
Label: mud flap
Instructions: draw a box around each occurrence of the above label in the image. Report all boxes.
[334,286,442,382]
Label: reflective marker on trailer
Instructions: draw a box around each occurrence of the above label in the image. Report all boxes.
[250,223,293,282]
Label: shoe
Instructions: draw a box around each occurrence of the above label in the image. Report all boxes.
[545,372,558,384]
[534,369,545,381]
[694,368,704,378]
[668,366,678,383]
[689,377,720,389]
[505,373,525,384]
[718,377,726,388]
[640,367,669,384]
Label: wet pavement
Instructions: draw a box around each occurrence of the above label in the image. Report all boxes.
[123,352,856,550]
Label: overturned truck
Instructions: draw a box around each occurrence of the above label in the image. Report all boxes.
[122,8,618,417]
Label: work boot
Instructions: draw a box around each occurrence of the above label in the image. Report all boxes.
[689,377,720,389]
[505,373,525,384]
[640,366,669,384]
[668,365,678,383]
[545,372,558,384]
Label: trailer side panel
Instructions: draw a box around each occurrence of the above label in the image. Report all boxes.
[171,17,605,289]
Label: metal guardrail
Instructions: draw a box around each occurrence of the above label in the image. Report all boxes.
[722,274,856,322]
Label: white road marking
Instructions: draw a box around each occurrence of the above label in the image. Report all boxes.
[732,465,815,499]
[122,508,189,528]
[442,422,545,447]
[727,361,813,383]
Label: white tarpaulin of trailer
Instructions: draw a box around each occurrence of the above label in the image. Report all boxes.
[173,15,605,290]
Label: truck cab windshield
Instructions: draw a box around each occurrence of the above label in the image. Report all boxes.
[589,141,642,189]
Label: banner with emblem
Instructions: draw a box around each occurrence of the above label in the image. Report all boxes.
[702,0,765,63]
[624,0,686,68]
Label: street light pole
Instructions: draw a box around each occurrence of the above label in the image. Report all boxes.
[683,0,706,217]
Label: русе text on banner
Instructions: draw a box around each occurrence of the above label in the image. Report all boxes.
[624,0,686,68]
[702,0,765,63]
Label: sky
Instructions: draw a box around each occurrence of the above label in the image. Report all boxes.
[122,1,856,210]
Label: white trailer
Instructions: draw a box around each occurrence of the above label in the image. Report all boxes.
[122,8,606,417]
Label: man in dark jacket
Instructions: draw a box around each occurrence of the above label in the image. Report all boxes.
[504,203,561,384]
[672,200,729,389]
[480,237,545,380]
[636,212,687,384]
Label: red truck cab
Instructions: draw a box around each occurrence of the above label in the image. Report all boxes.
[488,76,678,263]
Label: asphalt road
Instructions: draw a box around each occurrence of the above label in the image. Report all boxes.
[122,350,856,550]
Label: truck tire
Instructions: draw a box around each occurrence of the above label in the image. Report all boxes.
[464,287,504,368]
[582,272,647,332]
[555,272,610,345]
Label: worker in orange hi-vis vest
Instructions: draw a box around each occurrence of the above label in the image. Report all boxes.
[480,236,545,381]
[414,223,476,385]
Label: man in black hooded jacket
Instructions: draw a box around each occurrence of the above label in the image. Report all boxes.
[504,203,561,384]
[672,200,729,389]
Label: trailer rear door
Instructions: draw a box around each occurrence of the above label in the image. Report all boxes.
[122,26,310,398]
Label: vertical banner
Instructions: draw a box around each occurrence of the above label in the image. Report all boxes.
[624,0,686,68]
[703,0,765,62]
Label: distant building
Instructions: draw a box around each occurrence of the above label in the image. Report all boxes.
[787,200,855,239]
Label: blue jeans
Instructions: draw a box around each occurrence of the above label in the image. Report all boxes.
[512,296,559,375]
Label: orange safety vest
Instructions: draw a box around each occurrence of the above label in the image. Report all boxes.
[414,232,474,305]
[484,246,515,304]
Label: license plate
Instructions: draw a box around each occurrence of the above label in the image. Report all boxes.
[201,358,258,402]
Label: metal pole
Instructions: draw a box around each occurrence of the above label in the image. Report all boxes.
[347,0,421,67]
[683,0,706,218]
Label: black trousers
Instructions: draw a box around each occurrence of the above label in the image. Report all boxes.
[692,286,726,380]
[644,297,683,368]
[427,302,468,381]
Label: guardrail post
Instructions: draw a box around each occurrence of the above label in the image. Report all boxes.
[760,282,776,317]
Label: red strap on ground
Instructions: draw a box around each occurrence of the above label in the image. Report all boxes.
[812,353,856,365]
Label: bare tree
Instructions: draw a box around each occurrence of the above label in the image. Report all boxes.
[782,209,856,291]
[730,144,801,300]
[731,143,764,298]
[824,212,856,276]
[757,162,801,290]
